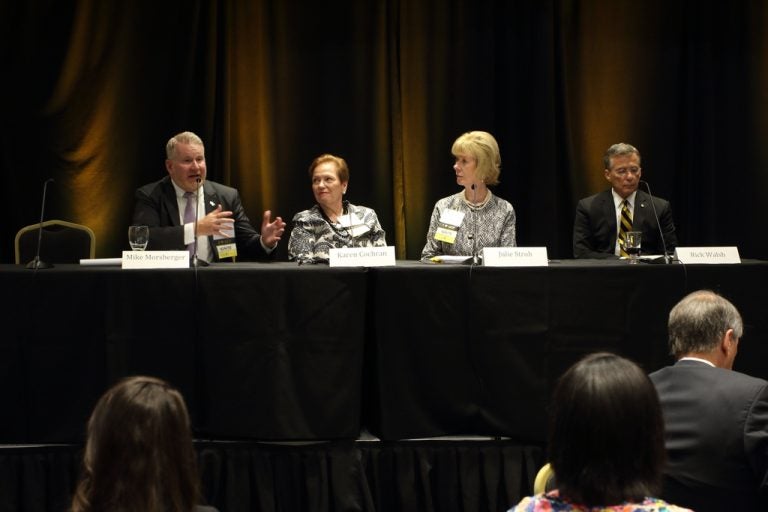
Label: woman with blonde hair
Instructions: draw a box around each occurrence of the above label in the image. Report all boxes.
[421,131,516,261]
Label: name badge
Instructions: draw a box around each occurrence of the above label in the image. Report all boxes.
[338,213,371,237]
[434,209,465,244]
[215,240,238,260]
[482,247,549,267]
[329,246,396,267]
[122,251,190,269]
[674,247,741,264]
[213,221,237,260]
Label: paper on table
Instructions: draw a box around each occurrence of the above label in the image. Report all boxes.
[80,258,122,266]
[427,255,473,264]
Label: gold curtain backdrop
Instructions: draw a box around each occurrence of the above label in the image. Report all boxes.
[2,0,767,262]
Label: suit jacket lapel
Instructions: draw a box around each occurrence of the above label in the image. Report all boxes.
[203,182,221,215]
[600,190,617,245]
[633,190,649,231]
[161,177,182,227]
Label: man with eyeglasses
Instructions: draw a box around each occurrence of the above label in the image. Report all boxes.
[573,142,677,259]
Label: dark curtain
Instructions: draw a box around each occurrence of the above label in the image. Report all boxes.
[2,0,767,263]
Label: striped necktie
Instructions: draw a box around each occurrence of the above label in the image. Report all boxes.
[618,199,632,257]
[183,191,196,255]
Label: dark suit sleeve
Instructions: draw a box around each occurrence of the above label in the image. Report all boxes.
[657,199,678,252]
[573,198,615,259]
[132,185,186,250]
[745,383,768,499]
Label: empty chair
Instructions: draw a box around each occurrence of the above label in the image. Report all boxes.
[15,219,95,265]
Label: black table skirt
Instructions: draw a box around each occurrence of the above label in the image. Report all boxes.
[2,260,767,444]
[0,440,544,512]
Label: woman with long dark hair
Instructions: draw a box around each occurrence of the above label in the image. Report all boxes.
[71,376,217,512]
[509,353,691,511]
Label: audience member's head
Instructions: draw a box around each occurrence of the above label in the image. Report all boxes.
[668,290,743,368]
[71,376,203,512]
[548,352,665,505]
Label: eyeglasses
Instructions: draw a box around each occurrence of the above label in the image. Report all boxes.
[611,166,640,177]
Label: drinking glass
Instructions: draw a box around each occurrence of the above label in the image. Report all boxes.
[128,225,149,251]
[625,231,642,264]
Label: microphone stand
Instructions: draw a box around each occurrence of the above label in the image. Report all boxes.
[639,180,672,264]
[191,177,209,268]
[26,178,54,270]
[470,184,479,265]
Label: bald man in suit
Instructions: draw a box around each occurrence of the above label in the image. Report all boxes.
[573,142,677,259]
[650,290,768,512]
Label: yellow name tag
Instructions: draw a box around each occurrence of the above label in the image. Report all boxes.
[435,226,458,244]
[216,242,238,259]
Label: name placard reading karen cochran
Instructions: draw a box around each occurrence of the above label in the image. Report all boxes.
[329,246,396,267]
[482,247,549,267]
[674,247,741,264]
[122,251,190,269]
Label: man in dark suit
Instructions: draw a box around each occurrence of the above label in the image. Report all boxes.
[133,131,286,262]
[650,290,768,511]
[573,142,677,258]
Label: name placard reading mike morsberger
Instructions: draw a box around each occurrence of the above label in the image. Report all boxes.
[122,251,189,269]
[434,209,465,244]
[213,221,237,260]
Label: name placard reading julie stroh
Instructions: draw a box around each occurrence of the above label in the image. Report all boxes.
[482,247,549,267]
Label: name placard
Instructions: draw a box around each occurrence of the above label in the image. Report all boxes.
[674,247,741,264]
[122,251,190,269]
[329,246,396,267]
[482,247,549,267]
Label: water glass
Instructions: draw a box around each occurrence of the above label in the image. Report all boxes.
[625,231,642,264]
[128,225,149,251]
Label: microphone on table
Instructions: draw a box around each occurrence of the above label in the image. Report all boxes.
[191,176,208,268]
[26,178,55,270]
[639,180,672,264]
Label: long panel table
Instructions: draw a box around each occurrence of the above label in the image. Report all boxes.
[1,260,766,444]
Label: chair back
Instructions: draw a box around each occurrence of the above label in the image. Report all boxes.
[15,220,96,264]
[533,462,555,495]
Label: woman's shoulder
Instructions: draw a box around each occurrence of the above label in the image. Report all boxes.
[508,493,692,512]
[488,191,515,211]
[349,203,378,216]
[292,205,322,222]
[508,493,583,511]
[434,192,465,208]
[630,497,693,512]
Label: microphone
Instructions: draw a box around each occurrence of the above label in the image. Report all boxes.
[191,177,208,267]
[639,180,672,264]
[26,178,55,270]
[470,184,479,265]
